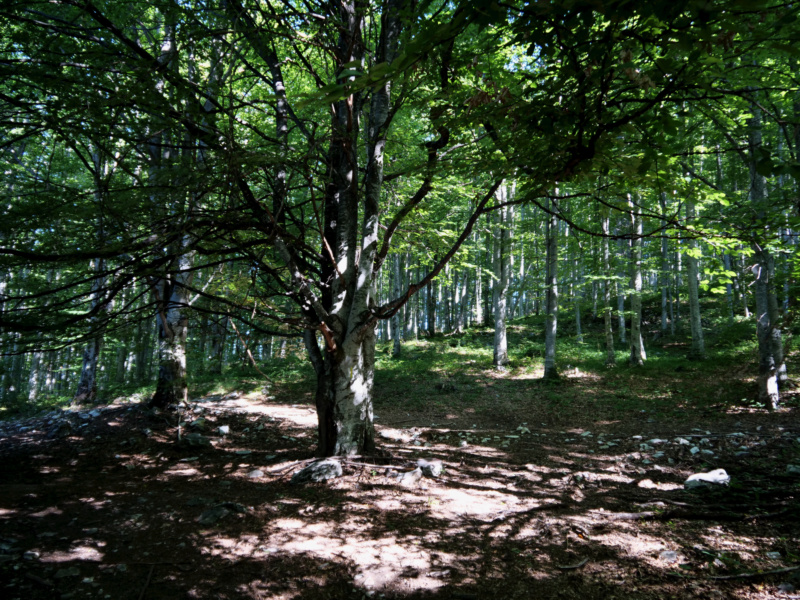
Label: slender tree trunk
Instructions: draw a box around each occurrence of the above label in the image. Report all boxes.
[659,193,670,335]
[749,101,781,409]
[493,186,513,368]
[685,199,705,358]
[601,208,615,365]
[543,196,559,379]
[629,195,646,366]
[392,253,402,357]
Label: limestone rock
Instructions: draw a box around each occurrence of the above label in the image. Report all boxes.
[290,459,342,485]
[684,468,730,489]
[396,467,423,487]
[417,459,443,478]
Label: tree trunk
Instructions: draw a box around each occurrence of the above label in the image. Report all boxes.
[601,207,615,365]
[543,196,559,379]
[749,101,781,409]
[493,185,513,367]
[392,253,402,357]
[685,199,705,358]
[659,193,670,335]
[150,250,193,409]
[629,194,646,366]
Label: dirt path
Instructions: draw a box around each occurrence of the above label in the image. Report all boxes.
[1,390,799,600]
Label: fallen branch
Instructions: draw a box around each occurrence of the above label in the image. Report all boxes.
[709,565,800,581]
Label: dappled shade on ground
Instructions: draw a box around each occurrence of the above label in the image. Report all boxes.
[1,370,799,600]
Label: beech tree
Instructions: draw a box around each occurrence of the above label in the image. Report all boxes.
[1,0,798,449]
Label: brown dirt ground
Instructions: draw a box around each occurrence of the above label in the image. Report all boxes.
[1,366,799,600]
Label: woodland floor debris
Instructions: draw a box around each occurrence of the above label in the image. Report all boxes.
[0,378,798,600]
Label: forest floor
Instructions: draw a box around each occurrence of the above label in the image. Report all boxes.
[1,322,799,600]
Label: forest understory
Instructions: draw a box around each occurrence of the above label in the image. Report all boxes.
[1,318,798,600]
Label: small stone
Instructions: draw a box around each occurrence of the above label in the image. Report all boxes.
[675,438,690,445]
[197,505,230,525]
[218,425,230,436]
[417,459,443,478]
[247,469,264,479]
[766,551,782,559]
[659,550,679,563]
[23,551,40,560]
[690,446,700,455]
[396,467,423,487]
[700,449,714,456]
[778,583,796,593]
[291,459,342,485]
[648,439,667,445]
[684,468,730,489]
[55,566,81,579]
[786,465,800,475]
[639,443,654,451]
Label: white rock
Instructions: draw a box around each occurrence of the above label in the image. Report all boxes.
[218,425,230,436]
[675,438,691,445]
[659,550,679,562]
[684,468,730,489]
[690,446,700,455]
[786,465,800,475]
[648,438,667,445]
[247,469,264,479]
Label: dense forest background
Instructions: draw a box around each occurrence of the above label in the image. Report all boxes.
[0,0,798,455]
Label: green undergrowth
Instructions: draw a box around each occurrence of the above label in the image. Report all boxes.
[4,294,794,422]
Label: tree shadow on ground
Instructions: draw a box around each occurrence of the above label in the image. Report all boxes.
[1,391,799,600]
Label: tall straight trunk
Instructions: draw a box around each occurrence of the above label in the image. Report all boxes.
[659,193,670,335]
[723,253,736,323]
[474,239,483,326]
[208,317,227,374]
[493,185,513,367]
[601,208,615,365]
[427,277,437,336]
[685,199,705,358]
[74,261,106,404]
[629,195,646,366]
[574,245,583,343]
[749,101,781,409]
[392,253,402,357]
[616,239,627,344]
[543,196,559,379]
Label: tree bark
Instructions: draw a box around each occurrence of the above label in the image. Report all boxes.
[493,184,513,367]
[629,194,646,366]
[749,101,781,409]
[544,196,559,379]
[601,207,615,365]
[685,199,706,359]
